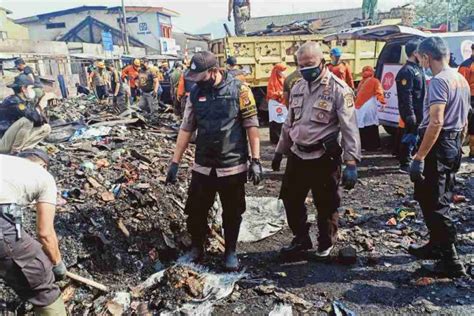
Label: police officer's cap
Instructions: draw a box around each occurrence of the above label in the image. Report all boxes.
[226,56,237,66]
[14,58,26,67]
[7,74,34,89]
[185,51,218,82]
[17,149,50,165]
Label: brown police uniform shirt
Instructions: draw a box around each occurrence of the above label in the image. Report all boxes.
[181,84,259,177]
[275,68,361,162]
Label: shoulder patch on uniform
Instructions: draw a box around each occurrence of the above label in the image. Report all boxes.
[344,93,354,108]
[18,103,26,111]
[239,85,257,119]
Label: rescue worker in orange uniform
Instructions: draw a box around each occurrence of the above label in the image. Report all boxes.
[458,43,474,157]
[327,47,354,89]
[122,59,141,104]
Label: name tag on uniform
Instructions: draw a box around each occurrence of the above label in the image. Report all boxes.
[198,96,207,102]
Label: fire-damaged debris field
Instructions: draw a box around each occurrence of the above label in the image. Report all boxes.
[1,96,473,315]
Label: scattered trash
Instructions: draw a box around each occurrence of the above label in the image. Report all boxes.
[385,217,397,226]
[415,277,434,286]
[338,246,357,265]
[269,304,293,316]
[332,300,356,316]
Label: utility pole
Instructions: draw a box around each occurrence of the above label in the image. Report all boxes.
[121,0,130,55]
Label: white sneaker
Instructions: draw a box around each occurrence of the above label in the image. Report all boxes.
[314,245,334,258]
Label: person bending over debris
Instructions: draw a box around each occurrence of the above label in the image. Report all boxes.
[408,37,470,278]
[137,62,160,115]
[106,60,127,113]
[0,151,67,316]
[89,60,110,104]
[328,47,355,89]
[0,75,51,154]
[15,58,45,106]
[166,51,262,271]
[228,0,251,36]
[272,42,361,260]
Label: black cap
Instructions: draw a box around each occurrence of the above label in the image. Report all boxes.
[17,149,50,165]
[14,58,26,67]
[185,51,218,81]
[7,74,34,89]
[226,56,237,66]
[105,60,114,67]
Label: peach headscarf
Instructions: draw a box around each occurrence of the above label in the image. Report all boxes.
[355,66,386,109]
[266,63,287,104]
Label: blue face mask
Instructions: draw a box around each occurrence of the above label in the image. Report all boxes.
[299,64,322,82]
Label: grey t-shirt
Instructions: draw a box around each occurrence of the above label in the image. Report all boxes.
[419,67,470,131]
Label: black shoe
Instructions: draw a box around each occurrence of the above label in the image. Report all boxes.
[280,235,313,256]
[224,250,240,272]
[408,242,442,260]
[421,244,467,278]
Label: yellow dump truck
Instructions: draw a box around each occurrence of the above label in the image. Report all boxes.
[210,34,384,90]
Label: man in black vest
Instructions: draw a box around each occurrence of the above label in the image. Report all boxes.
[166,51,262,271]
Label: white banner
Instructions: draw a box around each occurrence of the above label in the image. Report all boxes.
[379,64,403,125]
[268,99,288,123]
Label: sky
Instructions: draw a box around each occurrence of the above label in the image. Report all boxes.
[2,0,411,37]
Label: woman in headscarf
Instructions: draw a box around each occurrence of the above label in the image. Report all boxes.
[355,66,386,151]
[267,63,288,144]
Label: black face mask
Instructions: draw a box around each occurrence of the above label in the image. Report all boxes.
[197,77,216,90]
[299,63,323,82]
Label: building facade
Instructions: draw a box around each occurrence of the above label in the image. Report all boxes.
[15,6,179,53]
[0,7,29,40]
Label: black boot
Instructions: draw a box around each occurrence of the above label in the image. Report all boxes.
[408,241,442,260]
[280,234,313,257]
[422,244,467,278]
[180,239,204,263]
[224,223,241,272]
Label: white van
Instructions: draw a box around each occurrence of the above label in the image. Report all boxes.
[324,25,474,134]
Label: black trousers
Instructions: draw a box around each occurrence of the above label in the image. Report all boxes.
[280,153,341,250]
[359,125,380,151]
[0,217,60,307]
[184,171,247,246]
[414,134,462,246]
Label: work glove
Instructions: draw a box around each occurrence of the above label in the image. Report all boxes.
[404,115,417,134]
[165,162,179,184]
[248,158,263,185]
[272,153,283,171]
[52,260,67,281]
[342,165,358,190]
[409,159,425,183]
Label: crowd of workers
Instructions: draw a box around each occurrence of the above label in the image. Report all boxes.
[0,36,473,315]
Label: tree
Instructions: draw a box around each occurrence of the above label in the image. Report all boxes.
[414,0,474,27]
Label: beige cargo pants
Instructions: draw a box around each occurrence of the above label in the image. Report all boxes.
[0,117,51,154]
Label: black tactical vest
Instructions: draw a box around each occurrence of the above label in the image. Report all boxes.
[190,74,249,168]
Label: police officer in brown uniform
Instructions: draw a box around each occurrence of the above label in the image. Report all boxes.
[272,42,361,259]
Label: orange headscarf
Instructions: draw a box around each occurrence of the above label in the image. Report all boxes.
[266,63,287,104]
[355,66,386,109]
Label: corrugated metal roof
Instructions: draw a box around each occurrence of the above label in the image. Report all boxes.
[244,8,363,34]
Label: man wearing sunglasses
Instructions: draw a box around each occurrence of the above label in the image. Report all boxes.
[272,42,361,259]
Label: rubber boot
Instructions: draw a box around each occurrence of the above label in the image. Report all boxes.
[408,241,442,260]
[469,135,474,158]
[34,296,67,316]
[180,237,205,264]
[422,244,468,278]
[224,222,241,272]
[280,223,312,257]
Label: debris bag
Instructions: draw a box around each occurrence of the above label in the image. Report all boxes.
[46,121,87,143]
[71,126,112,140]
[269,304,293,316]
[159,263,246,316]
[238,197,287,242]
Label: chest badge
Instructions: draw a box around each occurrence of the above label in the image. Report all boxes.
[317,112,326,120]
[198,96,207,102]
[18,103,26,111]
[318,101,328,109]
[401,79,407,86]
[323,88,330,96]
